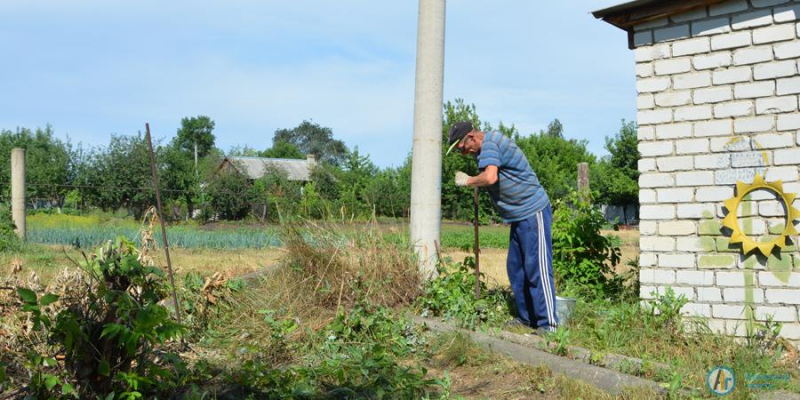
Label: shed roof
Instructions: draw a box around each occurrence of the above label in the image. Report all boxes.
[220,156,315,181]
[592,0,728,30]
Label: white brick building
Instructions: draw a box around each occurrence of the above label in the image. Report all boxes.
[595,0,800,346]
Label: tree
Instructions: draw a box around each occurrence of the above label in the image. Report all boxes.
[605,119,639,175]
[175,116,216,175]
[260,141,304,159]
[591,120,640,207]
[160,142,196,219]
[273,120,347,166]
[515,126,596,202]
[82,133,157,218]
[227,145,260,157]
[0,126,72,209]
[253,164,301,222]
[546,119,564,138]
[338,146,379,216]
[205,166,251,221]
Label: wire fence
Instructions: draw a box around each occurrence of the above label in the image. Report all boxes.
[0,178,412,250]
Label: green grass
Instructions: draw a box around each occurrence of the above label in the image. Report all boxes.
[564,296,800,398]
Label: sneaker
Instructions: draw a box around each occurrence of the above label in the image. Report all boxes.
[535,326,556,336]
[505,318,531,329]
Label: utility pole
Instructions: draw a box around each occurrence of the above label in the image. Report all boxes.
[409,0,446,277]
[11,148,25,240]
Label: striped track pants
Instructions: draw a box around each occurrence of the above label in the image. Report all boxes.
[507,204,558,330]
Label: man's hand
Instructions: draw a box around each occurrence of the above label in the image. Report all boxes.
[455,171,470,187]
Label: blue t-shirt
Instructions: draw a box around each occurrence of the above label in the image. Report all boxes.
[477,131,549,223]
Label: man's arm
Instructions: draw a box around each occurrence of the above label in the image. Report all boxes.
[467,165,498,187]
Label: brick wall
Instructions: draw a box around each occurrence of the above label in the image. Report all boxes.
[633,0,800,345]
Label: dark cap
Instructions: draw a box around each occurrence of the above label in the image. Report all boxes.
[446,121,473,155]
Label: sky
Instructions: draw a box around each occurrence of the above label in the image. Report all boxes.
[1,0,635,168]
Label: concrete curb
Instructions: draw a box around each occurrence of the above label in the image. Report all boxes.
[490,324,671,376]
[413,316,667,396]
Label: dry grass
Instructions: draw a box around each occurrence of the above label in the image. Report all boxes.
[444,248,510,288]
[0,245,286,286]
[281,222,422,310]
[607,228,640,266]
[195,221,426,366]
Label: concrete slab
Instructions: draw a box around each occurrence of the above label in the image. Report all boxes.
[414,316,667,396]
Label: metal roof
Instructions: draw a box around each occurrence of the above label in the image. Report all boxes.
[220,156,315,181]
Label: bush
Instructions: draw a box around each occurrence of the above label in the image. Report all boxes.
[5,238,189,398]
[204,168,252,221]
[551,191,621,298]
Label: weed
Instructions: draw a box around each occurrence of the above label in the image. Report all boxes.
[417,256,511,330]
[428,332,497,368]
[644,286,689,336]
[227,302,443,399]
[747,314,783,357]
[548,328,571,356]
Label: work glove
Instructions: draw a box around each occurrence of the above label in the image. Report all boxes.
[455,171,470,187]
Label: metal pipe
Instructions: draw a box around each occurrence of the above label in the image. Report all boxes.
[409,0,446,278]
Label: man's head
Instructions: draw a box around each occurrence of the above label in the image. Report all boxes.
[446,121,482,156]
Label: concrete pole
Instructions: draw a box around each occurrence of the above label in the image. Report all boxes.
[409,0,446,277]
[578,162,590,201]
[11,148,26,240]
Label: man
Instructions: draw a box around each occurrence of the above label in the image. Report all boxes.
[446,121,557,333]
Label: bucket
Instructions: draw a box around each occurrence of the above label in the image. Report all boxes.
[556,296,576,325]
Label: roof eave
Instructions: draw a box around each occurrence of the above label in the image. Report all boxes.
[592,0,729,31]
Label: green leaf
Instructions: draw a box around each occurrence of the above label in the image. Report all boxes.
[43,357,57,367]
[105,392,116,400]
[98,360,111,377]
[40,293,60,306]
[44,374,58,390]
[16,287,37,303]
[61,382,76,396]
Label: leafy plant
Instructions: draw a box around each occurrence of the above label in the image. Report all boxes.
[747,314,783,357]
[417,256,511,330]
[643,287,688,336]
[547,328,570,356]
[551,191,621,297]
[13,237,188,398]
[230,302,442,399]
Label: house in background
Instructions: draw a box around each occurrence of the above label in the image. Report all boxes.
[217,154,317,182]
